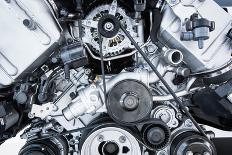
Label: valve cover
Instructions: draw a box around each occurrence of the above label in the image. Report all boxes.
[0,0,61,87]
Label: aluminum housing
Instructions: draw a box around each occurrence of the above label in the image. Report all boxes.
[0,0,61,86]
[158,0,232,73]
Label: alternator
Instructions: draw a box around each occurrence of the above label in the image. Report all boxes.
[82,1,142,57]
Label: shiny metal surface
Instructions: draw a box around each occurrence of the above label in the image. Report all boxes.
[159,0,232,73]
[0,0,61,86]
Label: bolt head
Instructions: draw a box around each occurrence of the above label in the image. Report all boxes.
[98,135,104,142]
[185,119,193,127]
[104,22,114,31]
[119,136,126,143]
[186,151,193,155]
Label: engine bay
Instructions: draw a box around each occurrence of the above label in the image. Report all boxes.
[1,0,232,155]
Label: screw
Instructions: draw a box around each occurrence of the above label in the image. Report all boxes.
[119,136,126,143]
[23,19,37,30]
[98,135,104,142]
[90,95,98,102]
[0,118,5,126]
[85,69,91,75]
[52,105,58,111]
[104,22,114,31]
[28,113,34,119]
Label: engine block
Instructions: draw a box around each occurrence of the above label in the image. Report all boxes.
[0,0,61,86]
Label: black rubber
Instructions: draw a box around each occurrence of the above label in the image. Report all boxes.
[19,136,68,155]
[98,14,120,38]
[142,119,171,150]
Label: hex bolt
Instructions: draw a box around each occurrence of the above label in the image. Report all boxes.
[176,113,182,120]
[98,135,104,142]
[119,136,126,143]
[90,95,98,102]
[23,19,37,30]
[185,119,193,127]
[28,113,34,119]
[85,69,91,75]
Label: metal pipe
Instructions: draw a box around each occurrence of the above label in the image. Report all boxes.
[153,78,197,101]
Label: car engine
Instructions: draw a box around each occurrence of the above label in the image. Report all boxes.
[1,0,232,154]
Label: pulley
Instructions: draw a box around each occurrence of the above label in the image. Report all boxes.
[98,14,120,38]
[80,124,141,155]
[19,136,68,155]
[141,119,171,150]
[170,132,217,155]
[106,79,153,125]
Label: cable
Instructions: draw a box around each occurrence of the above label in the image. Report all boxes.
[98,33,107,104]
[119,23,208,138]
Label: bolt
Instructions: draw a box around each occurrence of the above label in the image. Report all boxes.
[186,151,193,155]
[185,119,193,127]
[51,57,58,63]
[119,136,126,143]
[52,105,58,111]
[5,0,11,3]
[98,135,104,142]
[90,85,96,89]
[0,118,5,126]
[85,69,91,75]
[23,19,37,30]
[203,152,211,155]
[104,22,114,31]
[28,113,34,119]
[90,95,98,102]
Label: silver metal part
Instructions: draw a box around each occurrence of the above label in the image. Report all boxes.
[81,126,141,155]
[159,0,232,73]
[156,118,199,155]
[82,2,143,57]
[29,102,57,120]
[163,49,183,66]
[227,92,232,103]
[62,84,103,121]
[14,0,226,154]
[153,77,198,101]
[152,105,179,128]
[0,0,61,86]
